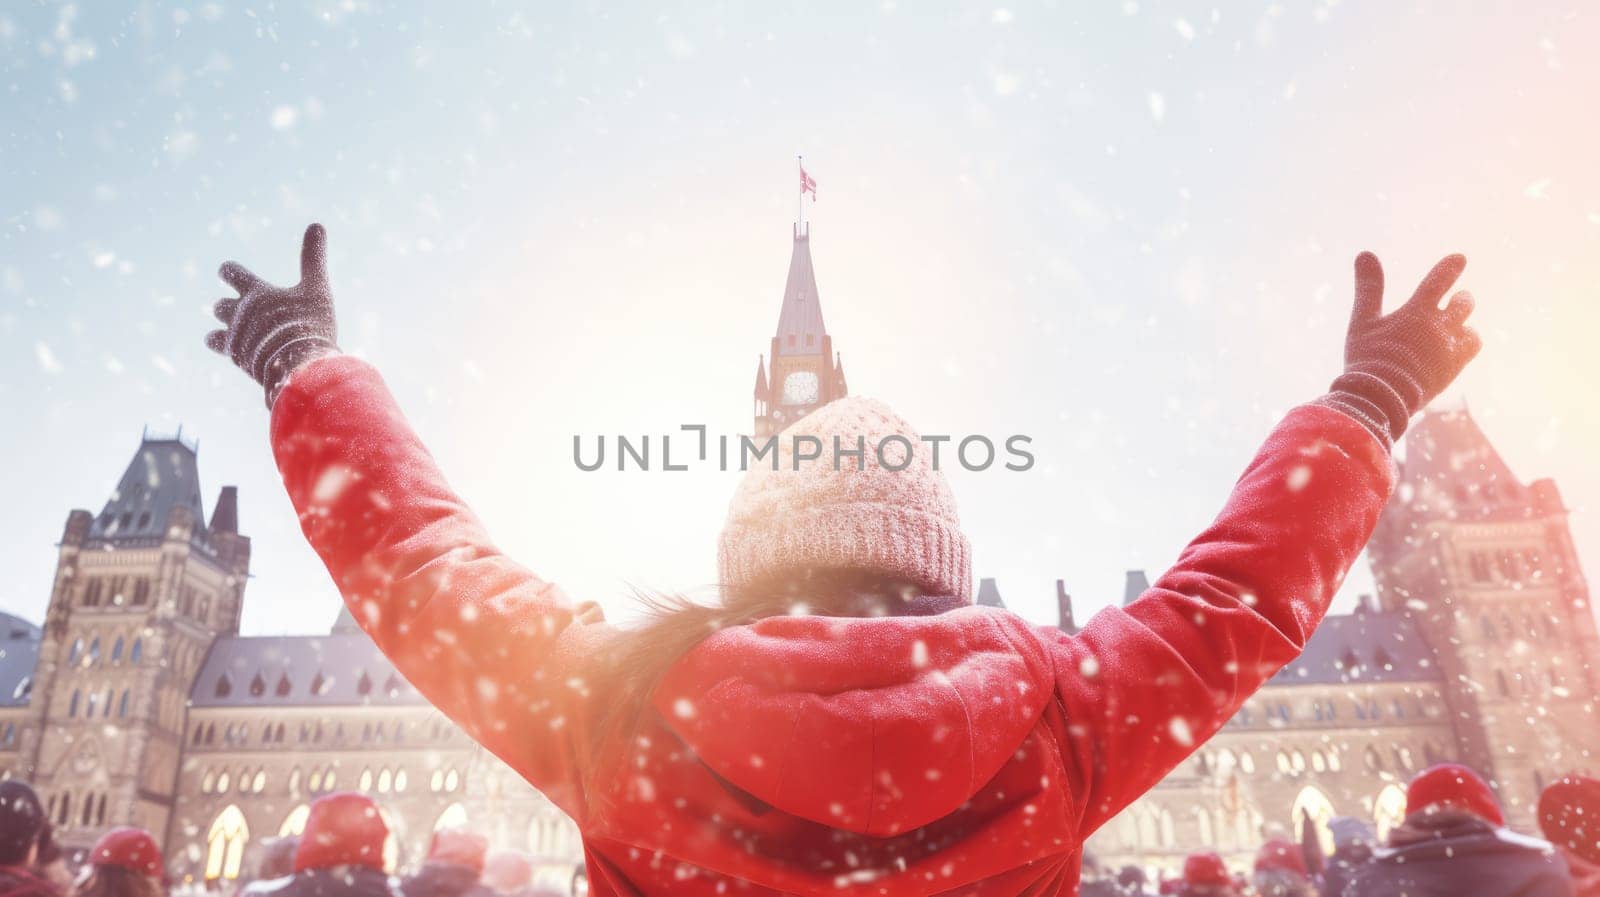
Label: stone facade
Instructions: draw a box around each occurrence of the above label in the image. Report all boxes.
[0,435,579,889]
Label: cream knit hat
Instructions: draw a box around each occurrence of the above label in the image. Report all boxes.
[717,397,972,599]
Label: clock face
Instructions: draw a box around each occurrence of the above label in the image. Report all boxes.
[781,371,820,406]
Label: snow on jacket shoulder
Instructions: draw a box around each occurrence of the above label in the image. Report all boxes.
[270,356,1394,897]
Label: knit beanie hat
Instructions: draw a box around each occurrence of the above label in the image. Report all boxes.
[426,828,488,873]
[1406,763,1504,826]
[1183,850,1231,886]
[0,781,46,866]
[1253,838,1307,877]
[293,792,389,873]
[719,397,972,599]
[1539,775,1600,866]
[89,828,163,878]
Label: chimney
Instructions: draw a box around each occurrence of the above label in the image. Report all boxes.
[1055,580,1077,633]
[210,486,239,534]
[975,578,1005,608]
[1123,570,1150,607]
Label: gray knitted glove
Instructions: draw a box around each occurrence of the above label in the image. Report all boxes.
[1317,252,1483,449]
[205,223,340,408]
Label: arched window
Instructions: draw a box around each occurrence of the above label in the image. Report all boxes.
[214,675,232,699]
[56,792,71,826]
[204,805,250,881]
[1292,786,1337,856]
[252,770,267,793]
[1374,784,1408,840]
[202,769,216,794]
[308,769,322,793]
[111,637,124,664]
[80,792,95,825]
[69,638,83,665]
[117,690,129,717]
[1158,807,1176,847]
[1194,806,1214,846]
[130,639,143,664]
[434,803,468,832]
[394,769,408,793]
[249,674,266,697]
[88,638,100,665]
[279,804,310,837]
[359,768,373,792]
[102,688,113,717]
[276,674,292,697]
[68,689,80,717]
[1137,810,1158,847]
[444,768,460,792]
[377,768,393,793]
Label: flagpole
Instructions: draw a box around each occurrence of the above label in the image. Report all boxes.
[797,155,803,232]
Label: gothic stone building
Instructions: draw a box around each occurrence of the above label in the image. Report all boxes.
[0,436,581,889]
[1062,406,1600,874]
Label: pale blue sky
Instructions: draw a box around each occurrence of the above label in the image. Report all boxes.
[3,2,1599,634]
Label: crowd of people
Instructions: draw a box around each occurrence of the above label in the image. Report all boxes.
[6,765,1600,896]
[1078,765,1600,897]
[0,783,579,897]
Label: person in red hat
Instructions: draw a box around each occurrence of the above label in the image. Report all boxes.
[1252,839,1312,897]
[257,793,395,897]
[1345,763,1572,897]
[399,830,491,897]
[1175,851,1236,897]
[1540,775,1600,897]
[72,828,163,897]
[0,782,59,897]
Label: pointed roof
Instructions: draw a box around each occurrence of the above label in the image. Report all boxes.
[0,611,41,707]
[89,434,206,541]
[1389,407,1536,524]
[773,227,827,356]
[753,355,768,398]
[331,605,363,635]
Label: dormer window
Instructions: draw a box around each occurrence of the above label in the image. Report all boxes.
[311,671,328,696]
[356,672,373,697]
[276,674,292,697]
[249,674,266,697]
[214,674,232,698]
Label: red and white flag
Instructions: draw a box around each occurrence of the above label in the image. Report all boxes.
[799,165,817,199]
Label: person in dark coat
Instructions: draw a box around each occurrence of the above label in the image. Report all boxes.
[0,782,58,897]
[1346,764,1572,897]
[1318,817,1373,897]
[240,837,301,897]
[399,831,491,897]
[254,793,396,897]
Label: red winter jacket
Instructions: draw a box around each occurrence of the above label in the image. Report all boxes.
[271,357,1393,897]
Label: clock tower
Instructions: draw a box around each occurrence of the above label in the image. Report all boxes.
[753,223,847,437]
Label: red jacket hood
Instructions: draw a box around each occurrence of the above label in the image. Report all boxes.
[650,606,1055,837]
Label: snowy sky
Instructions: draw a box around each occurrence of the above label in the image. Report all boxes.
[3,2,1599,635]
